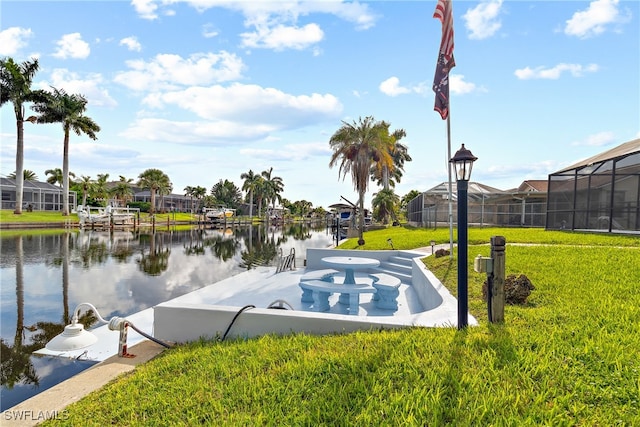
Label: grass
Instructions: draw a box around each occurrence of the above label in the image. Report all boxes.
[0,209,198,224]
[40,226,640,426]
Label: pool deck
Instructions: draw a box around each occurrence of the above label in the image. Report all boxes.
[7,245,475,425]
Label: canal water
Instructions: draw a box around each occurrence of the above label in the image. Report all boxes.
[0,223,335,410]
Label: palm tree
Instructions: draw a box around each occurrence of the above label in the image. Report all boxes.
[8,170,38,181]
[210,179,241,209]
[78,175,94,207]
[0,57,48,214]
[329,116,394,245]
[157,180,173,213]
[261,167,284,219]
[400,189,421,218]
[93,173,110,204]
[137,168,171,214]
[372,188,400,225]
[111,176,134,207]
[45,167,75,187]
[184,186,196,213]
[253,176,267,217]
[370,128,410,190]
[193,186,207,212]
[31,87,100,215]
[240,169,261,218]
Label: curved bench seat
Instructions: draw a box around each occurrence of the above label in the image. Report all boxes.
[369,273,401,310]
[299,280,376,315]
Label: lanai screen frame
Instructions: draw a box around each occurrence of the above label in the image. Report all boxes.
[546,151,640,233]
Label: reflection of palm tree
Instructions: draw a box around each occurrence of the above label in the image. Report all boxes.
[240,241,279,270]
[285,223,312,240]
[201,231,240,262]
[183,229,206,256]
[137,232,171,276]
[26,232,99,357]
[239,226,283,269]
[70,233,110,268]
[1,236,39,389]
[62,232,70,322]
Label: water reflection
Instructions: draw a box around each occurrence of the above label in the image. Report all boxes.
[0,223,333,410]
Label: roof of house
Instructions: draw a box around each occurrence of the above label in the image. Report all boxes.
[0,177,65,191]
[508,180,548,193]
[425,181,505,195]
[553,138,640,174]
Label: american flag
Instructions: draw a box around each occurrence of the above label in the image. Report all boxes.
[433,0,455,120]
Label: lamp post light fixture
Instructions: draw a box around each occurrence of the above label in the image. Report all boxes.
[45,302,133,356]
[45,303,171,357]
[450,144,478,329]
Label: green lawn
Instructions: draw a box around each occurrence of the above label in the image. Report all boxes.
[42,226,640,426]
[0,209,200,226]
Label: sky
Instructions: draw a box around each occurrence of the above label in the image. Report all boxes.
[1,0,639,210]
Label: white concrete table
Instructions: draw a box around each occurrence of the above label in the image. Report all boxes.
[321,256,380,285]
[321,256,380,307]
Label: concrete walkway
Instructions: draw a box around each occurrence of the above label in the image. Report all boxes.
[3,340,166,426]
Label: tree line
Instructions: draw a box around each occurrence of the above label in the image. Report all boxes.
[2,57,420,229]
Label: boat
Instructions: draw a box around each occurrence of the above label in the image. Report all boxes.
[76,205,110,225]
[76,205,136,227]
[203,206,236,221]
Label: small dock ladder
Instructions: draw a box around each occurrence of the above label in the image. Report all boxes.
[276,248,296,273]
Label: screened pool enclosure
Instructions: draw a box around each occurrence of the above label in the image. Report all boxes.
[546,139,640,234]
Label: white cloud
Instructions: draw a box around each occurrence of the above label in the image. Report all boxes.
[145,83,343,126]
[131,1,377,51]
[379,77,429,97]
[121,83,342,144]
[296,1,377,31]
[565,0,628,38]
[241,23,324,50]
[379,77,410,97]
[202,24,219,38]
[120,36,142,52]
[450,74,485,95]
[0,27,33,56]
[120,118,277,144]
[52,33,90,59]
[571,131,616,146]
[463,0,503,40]
[113,52,245,91]
[514,63,599,80]
[131,0,158,20]
[38,68,117,108]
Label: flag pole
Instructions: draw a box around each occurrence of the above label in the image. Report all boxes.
[447,114,454,258]
[433,0,455,257]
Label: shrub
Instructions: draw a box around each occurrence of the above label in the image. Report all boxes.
[483,273,535,305]
[435,248,450,258]
[127,201,150,213]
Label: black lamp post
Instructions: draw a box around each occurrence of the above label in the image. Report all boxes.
[450,144,477,329]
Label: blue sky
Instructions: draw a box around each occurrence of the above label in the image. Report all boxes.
[1,0,639,209]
